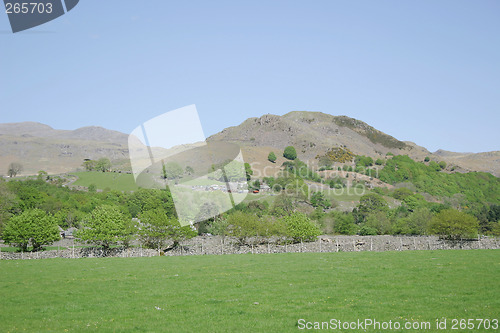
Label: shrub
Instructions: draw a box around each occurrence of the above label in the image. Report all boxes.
[358,225,377,236]
[268,152,277,163]
[428,209,479,240]
[332,212,357,235]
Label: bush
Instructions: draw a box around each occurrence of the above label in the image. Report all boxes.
[281,212,320,243]
[268,152,277,163]
[283,146,297,160]
[358,225,377,236]
[428,209,479,240]
[2,208,60,251]
[332,212,357,235]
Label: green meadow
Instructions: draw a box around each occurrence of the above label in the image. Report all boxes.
[72,171,139,192]
[0,250,498,332]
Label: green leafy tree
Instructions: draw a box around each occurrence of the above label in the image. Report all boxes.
[244,163,253,181]
[95,158,111,172]
[207,217,230,242]
[83,160,96,171]
[227,211,260,245]
[281,212,320,243]
[268,151,277,163]
[375,158,385,166]
[424,156,430,162]
[356,193,388,222]
[310,191,331,209]
[438,161,447,169]
[139,208,196,249]
[429,209,479,240]
[283,146,297,160]
[2,209,59,251]
[138,208,173,249]
[76,205,134,249]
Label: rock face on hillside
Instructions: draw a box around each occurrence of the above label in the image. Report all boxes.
[208,111,427,161]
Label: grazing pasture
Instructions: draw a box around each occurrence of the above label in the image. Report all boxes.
[0,250,498,332]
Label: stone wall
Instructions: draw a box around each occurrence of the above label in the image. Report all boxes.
[1,235,499,260]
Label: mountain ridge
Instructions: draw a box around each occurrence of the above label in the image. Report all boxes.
[0,113,498,177]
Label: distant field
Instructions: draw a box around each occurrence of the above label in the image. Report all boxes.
[0,250,498,332]
[72,171,139,191]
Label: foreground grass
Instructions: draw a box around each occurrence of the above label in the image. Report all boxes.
[0,250,498,332]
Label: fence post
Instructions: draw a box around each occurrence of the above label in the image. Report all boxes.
[319,239,322,253]
[370,238,373,251]
[336,239,339,252]
[221,238,223,255]
[267,242,270,254]
[400,237,403,251]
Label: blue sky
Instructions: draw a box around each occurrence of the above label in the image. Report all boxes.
[1,0,499,153]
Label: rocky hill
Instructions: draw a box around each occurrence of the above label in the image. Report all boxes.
[0,113,498,177]
[0,122,130,175]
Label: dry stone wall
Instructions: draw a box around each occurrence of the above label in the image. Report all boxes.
[1,235,499,260]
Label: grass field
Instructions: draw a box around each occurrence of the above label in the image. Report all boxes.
[72,171,139,192]
[0,250,498,332]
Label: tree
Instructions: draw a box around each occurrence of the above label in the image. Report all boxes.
[438,161,447,170]
[227,211,260,245]
[375,158,385,166]
[76,205,134,249]
[83,160,96,171]
[268,152,277,163]
[95,158,111,172]
[244,163,253,181]
[2,209,59,251]
[281,212,320,243]
[310,191,331,209]
[424,156,430,162]
[283,146,297,160]
[356,193,388,221]
[428,209,479,240]
[164,162,183,180]
[138,208,195,250]
[185,166,194,175]
[7,162,23,178]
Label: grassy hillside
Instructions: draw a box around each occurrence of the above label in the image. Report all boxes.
[378,155,500,204]
[72,171,139,192]
[0,250,498,332]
